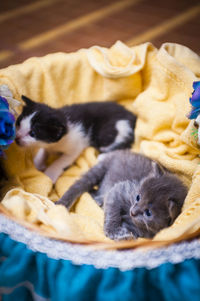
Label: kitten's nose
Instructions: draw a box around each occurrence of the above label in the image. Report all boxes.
[130,207,139,217]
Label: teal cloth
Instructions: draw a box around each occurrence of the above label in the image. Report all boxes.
[0,233,200,301]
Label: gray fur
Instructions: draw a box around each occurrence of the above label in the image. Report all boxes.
[56,150,188,240]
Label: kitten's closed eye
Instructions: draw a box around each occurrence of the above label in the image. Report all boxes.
[168,198,176,203]
[29,130,36,138]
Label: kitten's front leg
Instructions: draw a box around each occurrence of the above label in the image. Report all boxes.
[104,184,134,241]
[44,153,76,184]
[34,148,48,171]
[105,223,133,241]
[56,159,108,209]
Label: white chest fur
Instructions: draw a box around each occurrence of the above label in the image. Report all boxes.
[47,122,90,155]
[35,122,90,183]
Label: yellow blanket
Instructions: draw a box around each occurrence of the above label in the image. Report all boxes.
[0,41,200,246]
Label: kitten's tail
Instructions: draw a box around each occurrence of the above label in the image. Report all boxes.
[55,160,108,210]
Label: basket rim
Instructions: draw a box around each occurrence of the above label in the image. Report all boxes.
[1,204,200,249]
[0,210,200,270]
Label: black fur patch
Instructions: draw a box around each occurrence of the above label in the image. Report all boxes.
[17,96,137,148]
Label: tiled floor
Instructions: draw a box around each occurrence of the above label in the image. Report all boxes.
[0,0,199,69]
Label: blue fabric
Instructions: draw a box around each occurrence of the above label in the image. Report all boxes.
[0,232,200,301]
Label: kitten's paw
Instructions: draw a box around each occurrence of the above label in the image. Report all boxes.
[36,163,47,172]
[105,227,134,241]
[44,167,61,184]
[97,153,108,162]
[55,193,76,209]
[89,190,104,207]
[55,198,67,207]
[94,196,104,207]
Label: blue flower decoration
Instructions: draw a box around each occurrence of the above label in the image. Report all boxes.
[0,96,15,155]
[188,81,200,119]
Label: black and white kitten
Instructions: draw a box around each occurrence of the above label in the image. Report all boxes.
[15,96,137,183]
[56,150,188,240]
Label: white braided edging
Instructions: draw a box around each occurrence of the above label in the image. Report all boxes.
[0,213,200,271]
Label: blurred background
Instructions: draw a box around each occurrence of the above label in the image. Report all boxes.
[0,0,200,69]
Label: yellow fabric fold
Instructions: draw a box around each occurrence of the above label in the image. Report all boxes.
[0,41,200,245]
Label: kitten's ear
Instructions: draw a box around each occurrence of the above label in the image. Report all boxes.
[168,199,178,222]
[21,95,35,106]
[152,161,166,177]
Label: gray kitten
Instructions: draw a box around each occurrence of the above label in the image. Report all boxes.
[56,150,187,240]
